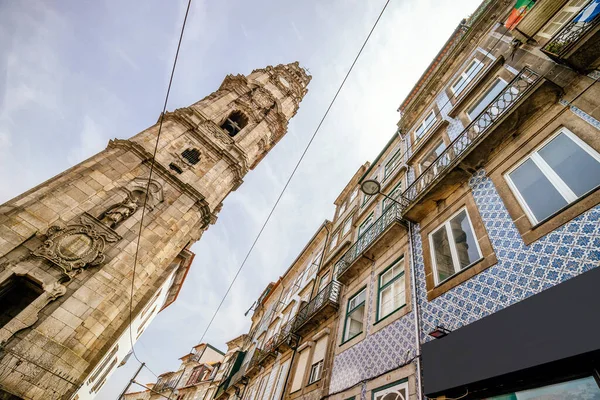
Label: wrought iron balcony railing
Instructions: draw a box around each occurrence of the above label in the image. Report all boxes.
[543,1,600,58]
[293,280,342,330]
[399,67,541,210]
[335,202,404,280]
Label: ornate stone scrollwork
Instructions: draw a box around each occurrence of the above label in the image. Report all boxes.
[99,194,139,228]
[33,213,121,274]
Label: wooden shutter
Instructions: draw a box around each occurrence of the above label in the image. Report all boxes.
[312,335,328,364]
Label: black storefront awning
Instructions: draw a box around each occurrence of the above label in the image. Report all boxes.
[422,266,600,398]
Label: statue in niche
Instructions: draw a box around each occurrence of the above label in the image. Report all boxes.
[99,191,143,228]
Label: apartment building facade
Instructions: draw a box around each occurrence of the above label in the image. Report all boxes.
[127,0,600,399]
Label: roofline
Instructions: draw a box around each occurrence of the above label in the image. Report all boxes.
[205,343,226,356]
[358,131,401,183]
[334,162,371,205]
[279,219,331,283]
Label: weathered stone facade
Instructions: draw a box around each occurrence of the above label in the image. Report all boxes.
[0,62,310,399]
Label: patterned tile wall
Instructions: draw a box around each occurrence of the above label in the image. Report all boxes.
[329,263,418,394]
[414,169,600,343]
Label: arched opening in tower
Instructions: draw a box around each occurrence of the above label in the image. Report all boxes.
[221,111,248,137]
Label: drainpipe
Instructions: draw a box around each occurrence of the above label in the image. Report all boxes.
[407,221,423,399]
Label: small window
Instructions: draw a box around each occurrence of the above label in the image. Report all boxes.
[384,148,403,179]
[377,258,406,321]
[329,233,339,251]
[467,78,507,120]
[317,274,329,293]
[307,360,323,384]
[419,141,447,175]
[383,182,402,210]
[343,288,366,342]
[0,275,43,329]
[181,148,200,165]
[414,110,437,140]
[373,380,409,400]
[338,202,347,216]
[221,111,248,137]
[451,59,484,96]
[357,213,374,238]
[342,218,352,237]
[169,163,183,174]
[349,188,358,203]
[429,208,483,285]
[505,128,600,224]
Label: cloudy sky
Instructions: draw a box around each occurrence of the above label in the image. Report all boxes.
[0,0,482,397]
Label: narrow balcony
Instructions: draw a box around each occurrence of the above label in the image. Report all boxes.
[244,348,268,378]
[400,67,561,221]
[272,319,300,352]
[293,280,342,336]
[335,203,407,284]
[542,1,600,72]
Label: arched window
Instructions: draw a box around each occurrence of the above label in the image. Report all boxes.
[0,275,43,329]
[181,148,201,165]
[220,111,248,137]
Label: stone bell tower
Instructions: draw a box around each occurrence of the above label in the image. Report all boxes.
[0,62,310,399]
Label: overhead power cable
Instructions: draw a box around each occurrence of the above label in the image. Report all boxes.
[196,0,393,345]
[127,0,193,379]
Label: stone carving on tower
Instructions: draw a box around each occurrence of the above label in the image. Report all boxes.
[0,62,310,400]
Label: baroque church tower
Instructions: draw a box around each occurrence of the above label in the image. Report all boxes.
[0,62,310,399]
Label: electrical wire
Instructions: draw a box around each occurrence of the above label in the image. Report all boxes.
[195,0,394,345]
[126,0,193,376]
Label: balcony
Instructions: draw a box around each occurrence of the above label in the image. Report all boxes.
[244,348,269,378]
[335,203,406,284]
[542,1,600,72]
[399,67,561,221]
[272,319,300,352]
[293,280,342,335]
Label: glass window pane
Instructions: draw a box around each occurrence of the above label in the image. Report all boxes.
[345,304,364,339]
[509,158,568,222]
[468,78,507,120]
[380,286,393,317]
[431,227,455,282]
[538,132,600,197]
[449,210,481,269]
[484,376,600,399]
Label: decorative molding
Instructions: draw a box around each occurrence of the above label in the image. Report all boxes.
[107,139,216,228]
[32,213,121,274]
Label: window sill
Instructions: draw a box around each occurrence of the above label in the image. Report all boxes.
[374,304,407,326]
[340,331,363,347]
[427,254,498,301]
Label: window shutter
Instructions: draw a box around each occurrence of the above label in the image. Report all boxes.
[290,349,310,392]
[312,335,328,364]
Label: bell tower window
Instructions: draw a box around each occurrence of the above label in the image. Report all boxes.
[181,148,200,165]
[221,111,248,137]
[0,275,43,329]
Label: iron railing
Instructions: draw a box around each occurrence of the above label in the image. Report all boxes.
[400,67,540,209]
[294,280,342,329]
[543,1,600,58]
[335,202,404,279]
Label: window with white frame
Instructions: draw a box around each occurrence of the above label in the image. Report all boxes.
[414,110,437,140]
[308,360,323,384]
[357,213,374,238]
[429,208,483,284]
[505,128,600,224]
[373,380,409,400]
[467,77,507,121]
[539,0,589,38]
[342,217,352,237]
[377,258,406,320]
[451,59,485,96]
[317,274,329,293]
[329,233,338,251]
[343,288,366,342]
